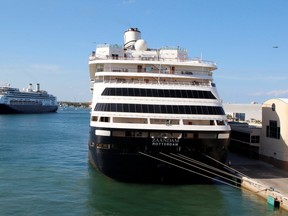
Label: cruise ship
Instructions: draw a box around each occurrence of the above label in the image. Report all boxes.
[0,83,58,114]
[88,28,230,183]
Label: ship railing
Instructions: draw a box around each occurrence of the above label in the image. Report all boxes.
[97,68,212,77]
[97,79,211,87]
[89,55,216,67]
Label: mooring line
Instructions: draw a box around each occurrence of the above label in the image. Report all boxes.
[160,152,238,185]
[202,153,248,178]
[138,151,243,190]
[174,153,242,181]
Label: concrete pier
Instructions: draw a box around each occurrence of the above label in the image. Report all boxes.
[228,152,288,211]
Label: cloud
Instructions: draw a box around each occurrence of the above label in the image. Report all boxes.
[122,0,135,4]
[217,75,288,82]
[29,64,61,73]
[250,89,288,97]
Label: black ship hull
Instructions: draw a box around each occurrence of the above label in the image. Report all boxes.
[0,104,58,114]
[88,127,229,184]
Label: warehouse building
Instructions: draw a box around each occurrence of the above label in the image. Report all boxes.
[260,99,288,170]
[224,100,288,171]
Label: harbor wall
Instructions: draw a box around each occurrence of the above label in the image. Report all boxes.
[241,177,288,211]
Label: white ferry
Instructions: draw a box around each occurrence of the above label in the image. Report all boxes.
[0,83,58,114]
[88,28,230,183]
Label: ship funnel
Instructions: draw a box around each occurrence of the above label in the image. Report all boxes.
[124,28,141,50]
[28,83,33,92]
[36,83,40,92]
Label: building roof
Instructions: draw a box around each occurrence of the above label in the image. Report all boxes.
[278,98,288,104]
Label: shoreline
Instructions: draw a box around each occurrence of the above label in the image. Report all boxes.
[228,152,288,212]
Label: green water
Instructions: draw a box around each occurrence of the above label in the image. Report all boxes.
[0,109,285,215]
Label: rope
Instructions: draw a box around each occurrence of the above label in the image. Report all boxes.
[173,153,242,181]
[138,151,243,190]
[160,152,240,186]
[202,153,249,178]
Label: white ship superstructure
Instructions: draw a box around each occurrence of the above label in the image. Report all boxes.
[0,83,58,114]
[88,28,230,183]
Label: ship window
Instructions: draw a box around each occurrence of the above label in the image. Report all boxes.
[216,120,225,125]
[166,105,173,113]
[193,90,198,98]
[184,133,194,138]
[136,104,142,112]
[148,104,154,113]
[101,88,216,99]
[92,116,98,122]
[112,54,118,60]
[145,89,152,96]
[207,106,213,114]
[96,64,104,72]
[137,65,142,72]
[203,91,209,98]
[115,88,122,96]
[130,104,136,112]
[125,131,133,137]
[106,88,113,95]
[155,89,160,96]
[122,88,128,96]
[173,106,180,114]
[123,104,129,112]
[154,105,161,113]
[164,89,169,97]
[184,106,190,114]
[100,117,109,122]
[102,88,108,95]
[190,106,196,114]
[142,104,148,113]
[202,106,208,114]
[186,90,192,98]
[94,103,225,115]
[112,131,126,137]
[134,88,141,96]
[116,104,122,112]
[110,103,116,111]
[146,66,153,72]
[158,89,164,97]
[183,90,188,98]
[169,89,175,97]
[198,91,204,98]
[96,144,110,149]
[178,106,185,114]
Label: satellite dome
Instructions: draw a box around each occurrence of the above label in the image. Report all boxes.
[134,39,148,51]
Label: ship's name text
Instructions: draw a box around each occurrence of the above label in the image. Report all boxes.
[152,138,179,146]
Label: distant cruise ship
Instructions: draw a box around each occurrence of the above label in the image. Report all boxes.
[0,83,58,114]
[88,28,230,183]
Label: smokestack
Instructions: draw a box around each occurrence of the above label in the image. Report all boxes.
[28,83,33,92]
[36,83,40,92]
[124,28,141,50]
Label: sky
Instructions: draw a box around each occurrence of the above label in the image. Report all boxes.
[0,0,287,104]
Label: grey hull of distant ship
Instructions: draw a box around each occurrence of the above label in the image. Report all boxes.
[0,104,58,114]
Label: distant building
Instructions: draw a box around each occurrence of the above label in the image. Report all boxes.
[224,103,262,122]
[224,103,262,159]
[260,99,288,170]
